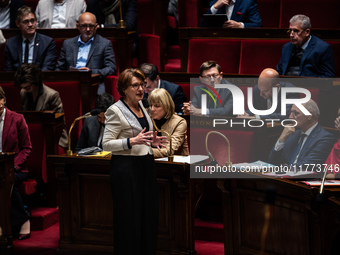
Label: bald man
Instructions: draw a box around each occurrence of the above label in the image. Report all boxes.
[237,68,300,120]
[56,12,116,94]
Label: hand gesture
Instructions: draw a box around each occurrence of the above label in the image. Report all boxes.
[223,20,243,28]
[214,0,231,9]
[130,128,153,146]
[279,125,296,143]
[335,116,340,130]
[151,131,168,150]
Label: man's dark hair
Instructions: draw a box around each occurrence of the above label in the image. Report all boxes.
[139,63,159,81]
[16,5,36,22]
[14,63,42,89]
[95,93,115,112]
[200,61,221,76]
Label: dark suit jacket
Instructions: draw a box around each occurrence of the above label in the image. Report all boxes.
[86,0,137,31]
[56,34,116,80]
[143,79,187,113]
[248,82,300,120]
[75,116,102,153]
[191,79,233,116]
[277,36,335,77]
[9,0,25,28]
[268,124,335,169]
[20,84,68,148]
[205,0,262,28]
[4,32,57,71]
[2,109,32,173]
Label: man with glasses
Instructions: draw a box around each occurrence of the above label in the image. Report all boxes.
[4,5,57,71]
[139,63,187,114]
[14,63,68,149]
[277,14,335,77]
[268,99,335,171]
[182,60,233,116]
[56,12,116,94]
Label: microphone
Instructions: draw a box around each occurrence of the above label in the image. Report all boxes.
[66,109,101,156]
[316,164,334,203]
[205,131,231,167]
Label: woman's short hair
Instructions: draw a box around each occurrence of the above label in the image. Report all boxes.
[148,88,175,119]
[117,68,145,97]
[14,63,43,89]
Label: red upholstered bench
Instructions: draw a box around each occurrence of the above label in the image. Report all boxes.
[105,75,120,102]
[239,39,289,75]
[1,82,21,111]
[187,39,242,74]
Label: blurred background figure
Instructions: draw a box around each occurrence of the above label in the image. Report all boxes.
[35,0,86,28]
[75,93,115,153]
[0,0,25,29]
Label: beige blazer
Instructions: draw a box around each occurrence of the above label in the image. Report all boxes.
[35,0,86,28]
[153,114,189,158]
[103,100,154,156]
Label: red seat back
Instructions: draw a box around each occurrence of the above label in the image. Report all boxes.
[178,0,198,27]
[44,81,82,148]
[1,83,21,111]
[187,39,241,73]
[139,34,161,70]
[138,0,156,34]
[239,39,289,75]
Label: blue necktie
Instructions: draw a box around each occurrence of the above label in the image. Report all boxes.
[289,134,307,165]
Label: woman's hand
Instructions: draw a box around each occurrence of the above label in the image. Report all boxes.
[130,128,154,146]
[151,131,168,150]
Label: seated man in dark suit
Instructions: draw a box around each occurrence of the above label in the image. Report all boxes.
[56,12,116,94]
[277,14,335,77]
[268,99,335,170]
[0,0,25,29]
[182,60,233,116]
[237,68,300,120]
[75,93,115,153]
[4,5,57,71]
[202,0,262,28]
[14,63,68,149]
[139,63,187,114]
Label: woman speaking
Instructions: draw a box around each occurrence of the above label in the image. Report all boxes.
[102,69,166,255]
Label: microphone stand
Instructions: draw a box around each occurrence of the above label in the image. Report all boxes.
[317,164,334,202]
[66,110,100,156]
[205,131,231,167]
[119,0,125,28]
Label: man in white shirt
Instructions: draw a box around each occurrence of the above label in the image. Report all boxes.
[203,0,262,28]
[0,0,25,29]
[35,0,86,28]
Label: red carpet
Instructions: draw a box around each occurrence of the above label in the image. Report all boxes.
[195,240,224,255]
[13,223,59,255]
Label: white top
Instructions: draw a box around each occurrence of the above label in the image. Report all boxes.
[51,0,67,28]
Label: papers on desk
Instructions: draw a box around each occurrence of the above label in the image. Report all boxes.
[301,180,340,186]
[155,155,209,164]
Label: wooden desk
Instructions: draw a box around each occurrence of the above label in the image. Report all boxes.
[47,155,198,255]
[217,174,340,255]
[0,153,15,255]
